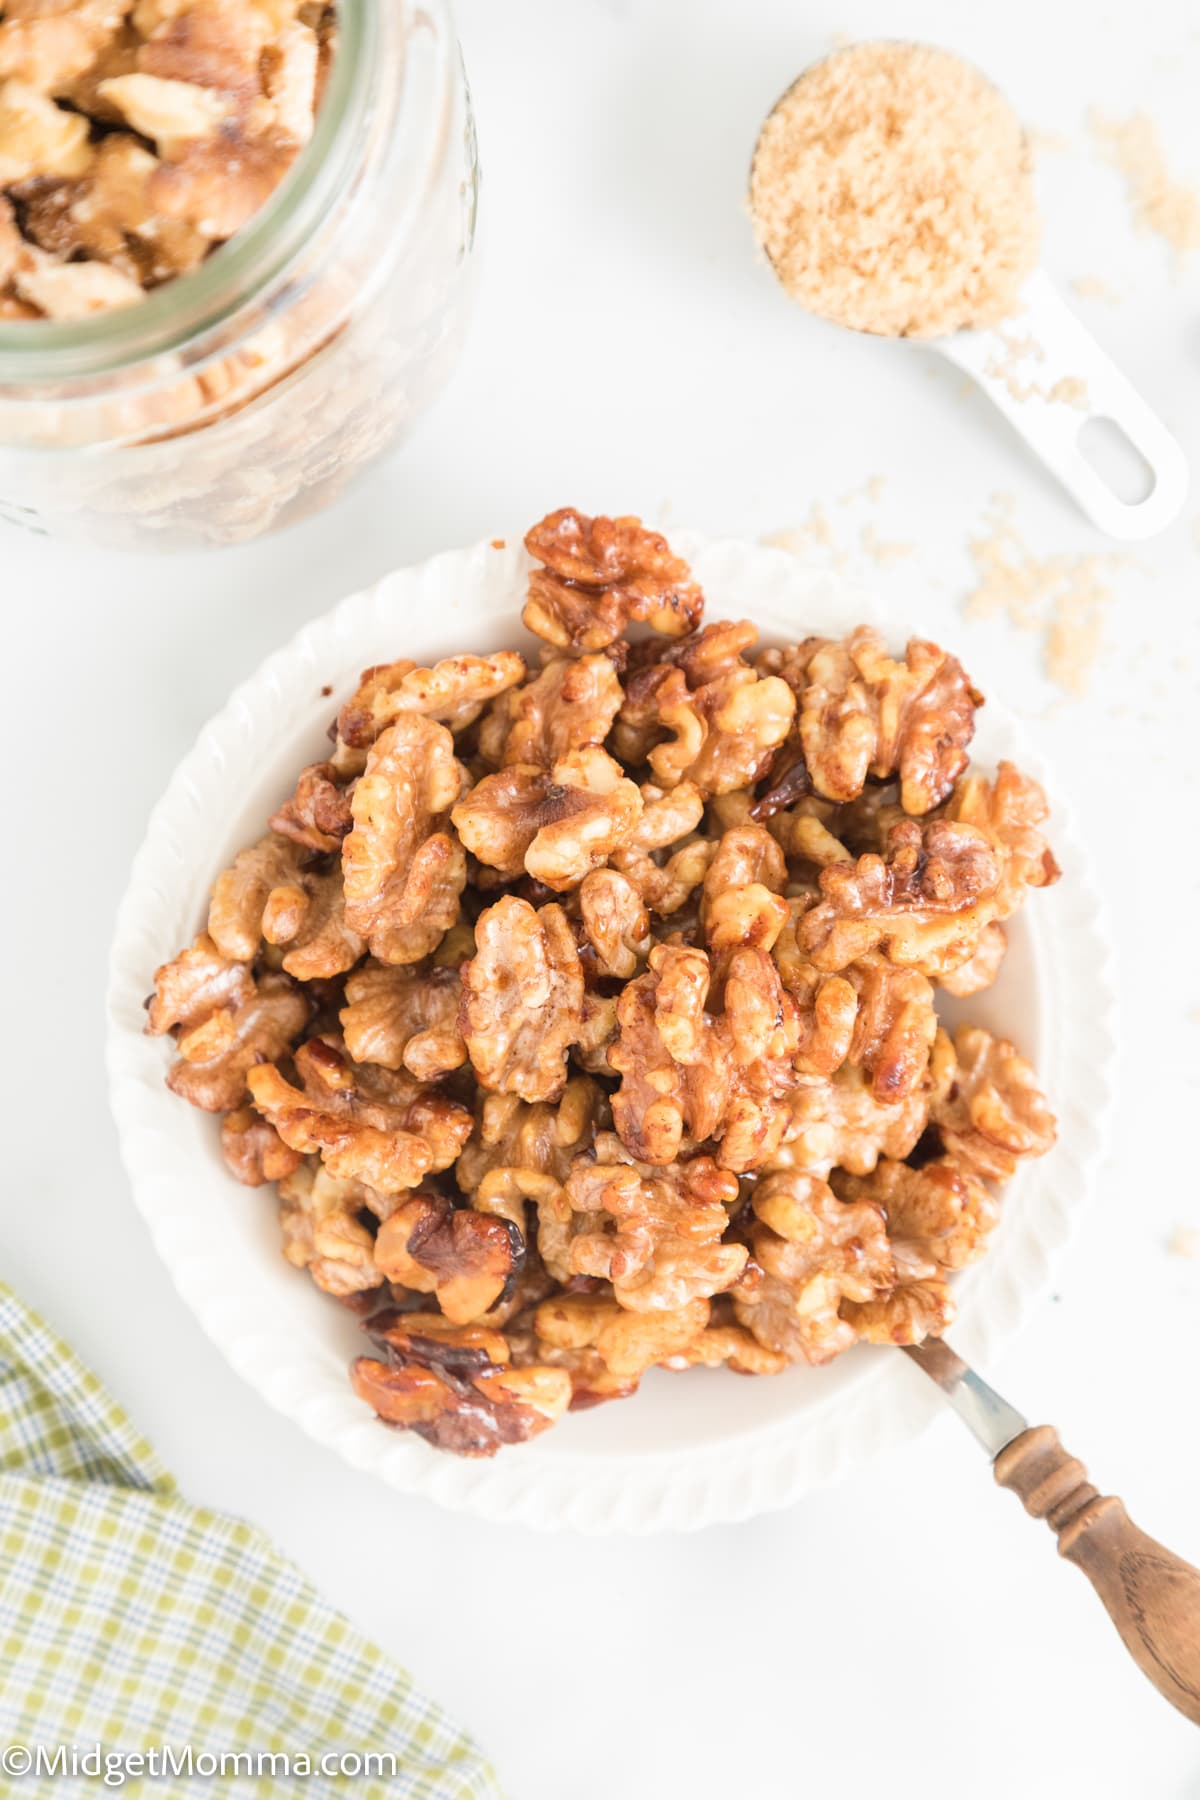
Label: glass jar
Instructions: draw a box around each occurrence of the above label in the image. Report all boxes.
[0,0,478,550]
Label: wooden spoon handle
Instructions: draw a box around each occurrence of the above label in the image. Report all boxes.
[994,1424,1200,1725]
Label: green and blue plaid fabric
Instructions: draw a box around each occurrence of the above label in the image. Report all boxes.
[0,1285,503,1798]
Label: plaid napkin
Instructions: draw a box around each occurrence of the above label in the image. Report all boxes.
[0,1285,503,1799]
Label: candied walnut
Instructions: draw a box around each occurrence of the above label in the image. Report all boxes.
[842,1279,955,1346]
[614,620,795,797]
[374,1192,523,1324]
[700,823,789,958]
[14,252,145,317]
[276,1159,381,1298]
[799,817,1003,978]
[835,1156,1000,1275]
[533,1290,710,1379]
[932,1025,1056,1181]
[0,78,92,183]
[578,867,650,978]
[147,932,308,1111]
[768,1064,929,1181]
[937,920,1006,997]
[269,761,354,853]
[260,861,363,981]
[208,833,302,960]
[575,989,619,1075]
[260,18,318,141]
[0,1,131,94]
[496,652,623,770]
[220,1104,302,1185]
[733,1170,894,1364]
[660,1305,790,1375]
[452,747,642,891]
[459,896,584,1102]
[20,134,207,286]
[340,962,465,1081]
[761,626,981,814]
[166,970,308,1113]
[558,1136,745,1311]
[842,953,938,1103]
[455,1076,601,1203]
[772,904,857,1078]
[332,651,527,773]
[341,715,467,964]
[352,1318,570,1458]
[506,1314,640,1410]
[606,779,714,915]
[98,70,229,148]
[247,1036,472,1191]
[147,122,298,238]
[609,942,799,1172]
[146,929,254,1037]
[943,761,1060,914]
[522,507,703,651]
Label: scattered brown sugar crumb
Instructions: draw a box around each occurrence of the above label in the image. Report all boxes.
[860,525,914,566]
[1168,1225,1200,1260]
[1090,111,1200,266]
[985,332,1088,408]
[1071,274,1121,304]
[965,495,1128,696]
[750,41,1040,338]
[763,492,912,574]
[491,538,507,549]
[320,684,333,697]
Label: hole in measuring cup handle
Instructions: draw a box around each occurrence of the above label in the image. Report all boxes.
[1076,416,1155,507]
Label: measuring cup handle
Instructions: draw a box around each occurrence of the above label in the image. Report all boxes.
[938,270,1189,540]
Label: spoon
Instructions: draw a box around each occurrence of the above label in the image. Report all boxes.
[905,1337,1200,1724]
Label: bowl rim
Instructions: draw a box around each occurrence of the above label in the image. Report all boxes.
[105,532,1117,1533]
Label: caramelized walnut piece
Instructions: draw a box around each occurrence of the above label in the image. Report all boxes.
[497,652,623,769]
[841,1279,956,1346]
[459,896,584,1102]
[932,1025,1056,1180]
[835,1156,1000,1276]
[609,942,800,1172]
[615,620,795,797]
[533,1290,711,1379]
[276,1158,382,1298]
[942,761,1060,913]
[207,833,303,961]
[799,817,1003,978]
[341,715,467,964]
[733,1169,894,1364]
[0,0,133,94]
[767,1064,930,1181]
[220,1105,302,1186]
[700,823,789,959]
[559,1135,745,1311]
[842,953,938,1103]
[760,626,982,814]
[340,962,465,1082]
[332,651,526,773]
[523,508,703,651]
[146,932,309,1112]
[454,1076,601,1200]
[374,1192,523,1324]
[269,761,354,854]
[354,1310,570,1455]
[260,860,363,981]
[247,1036,472,1191]
[578,867,650,978]
[452,747,642,891]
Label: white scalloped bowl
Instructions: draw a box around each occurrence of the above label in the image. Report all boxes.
[106,535,1115,1532]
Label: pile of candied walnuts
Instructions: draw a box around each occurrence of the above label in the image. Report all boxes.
[0,0,336,321]
[149,509,1059,1457]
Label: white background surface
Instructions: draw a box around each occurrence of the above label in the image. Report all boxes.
[4,1,1200,1795]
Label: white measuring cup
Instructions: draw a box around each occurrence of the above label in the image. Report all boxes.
[937,268,1188,540]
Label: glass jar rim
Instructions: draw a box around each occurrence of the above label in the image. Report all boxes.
[0,0,382,384]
